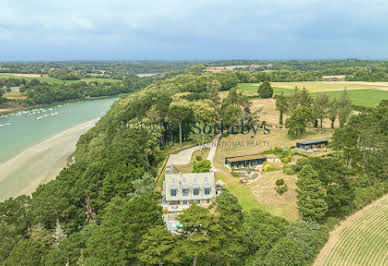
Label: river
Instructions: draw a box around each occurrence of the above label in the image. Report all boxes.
[0,97,118,201]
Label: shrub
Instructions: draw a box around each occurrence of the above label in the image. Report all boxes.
[193,160,211,173]
[284,167,295,175]
[195,155,202,161]
[276,179,285,186]
[276,184,288,195]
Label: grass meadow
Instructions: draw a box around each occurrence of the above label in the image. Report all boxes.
[237,82,388,107]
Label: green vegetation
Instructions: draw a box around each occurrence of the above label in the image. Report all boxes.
[192,159,211,173]
[226,183,262,211]
[48,69,82,80]
[0,60,387,265]
[238,82,388,107]
[258,81,273,98]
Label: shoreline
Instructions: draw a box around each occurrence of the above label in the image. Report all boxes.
[0,118,99,201]
[0,95,119,116]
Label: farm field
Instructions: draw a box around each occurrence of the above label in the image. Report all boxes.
[314,194,388,266]
[237,83,388,107]
[0,73,119,84]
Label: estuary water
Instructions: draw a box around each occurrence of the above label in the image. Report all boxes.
[0,97,117,201]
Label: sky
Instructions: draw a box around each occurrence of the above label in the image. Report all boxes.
[0,0,388,61]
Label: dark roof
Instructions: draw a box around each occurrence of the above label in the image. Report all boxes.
[225,154,266,163]
[296,139,328,145]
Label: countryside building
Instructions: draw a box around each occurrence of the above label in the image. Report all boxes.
[162,172,216,212]
[224,154,267,169]
[296,139,328,151]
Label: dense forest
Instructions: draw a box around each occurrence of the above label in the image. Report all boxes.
[2,59,388,80]
[0,61,195,76]
[0,71,387,265]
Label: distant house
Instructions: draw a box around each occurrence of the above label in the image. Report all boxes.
[162,172,216,212]
[225,154,267,169]
[296,139,328,151]
[10,87,20,92]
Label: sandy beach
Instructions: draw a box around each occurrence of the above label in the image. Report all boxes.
[0,118,98,201]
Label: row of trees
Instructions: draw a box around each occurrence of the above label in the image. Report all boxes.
[48,70,82,80]
[293,100,388,222]
[274,87,353,136]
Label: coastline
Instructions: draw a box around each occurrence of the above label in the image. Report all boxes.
[0,95,119,116]
[0,118,99,201]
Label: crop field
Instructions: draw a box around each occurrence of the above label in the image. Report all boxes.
[0,73,119,84]
[237,83,388,106]
[314,194,388,266]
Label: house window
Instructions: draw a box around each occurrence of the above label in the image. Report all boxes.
[182,188,189,196]
[204,187,211,195]
[193,188,200,196]
[196,200,200,204]
[206,199,210,204]
[183,200,187,205]
[170,189,177,197]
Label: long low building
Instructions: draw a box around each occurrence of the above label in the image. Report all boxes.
[162,172,216,212]
[296,139,328,151]
[224,154,269,168]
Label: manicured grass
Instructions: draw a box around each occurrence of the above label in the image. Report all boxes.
[226,182,264,211]
[237,83,388,106]
[310,89,388,107]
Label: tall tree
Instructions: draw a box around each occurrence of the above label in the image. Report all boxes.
[332,125,361,169]
[275,93,289,127]
[258,81,273,98]
[296,165,328,221]
[328,98,338,129]
[5,239,47,266]
[86,194,163,265]
[338,88,352,128]
[285,106,313,137]
[214,190,247,265]
[312,93,330,133]
[177,204,219,266]
[208,80,221,106]
[167,100,192,146]
[137,225,181,265]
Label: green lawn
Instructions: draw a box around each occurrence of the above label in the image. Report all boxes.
[237,81,388,92]
[226,182,264,212]
[237,83,388,107]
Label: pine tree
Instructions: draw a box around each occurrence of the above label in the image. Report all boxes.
[296,165,328,221]
[137,225,180,265]
[177,204,219,266]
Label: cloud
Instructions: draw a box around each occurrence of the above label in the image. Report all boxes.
[0,0,387,60]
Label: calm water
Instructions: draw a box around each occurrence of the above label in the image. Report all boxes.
[0,97,117,164]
